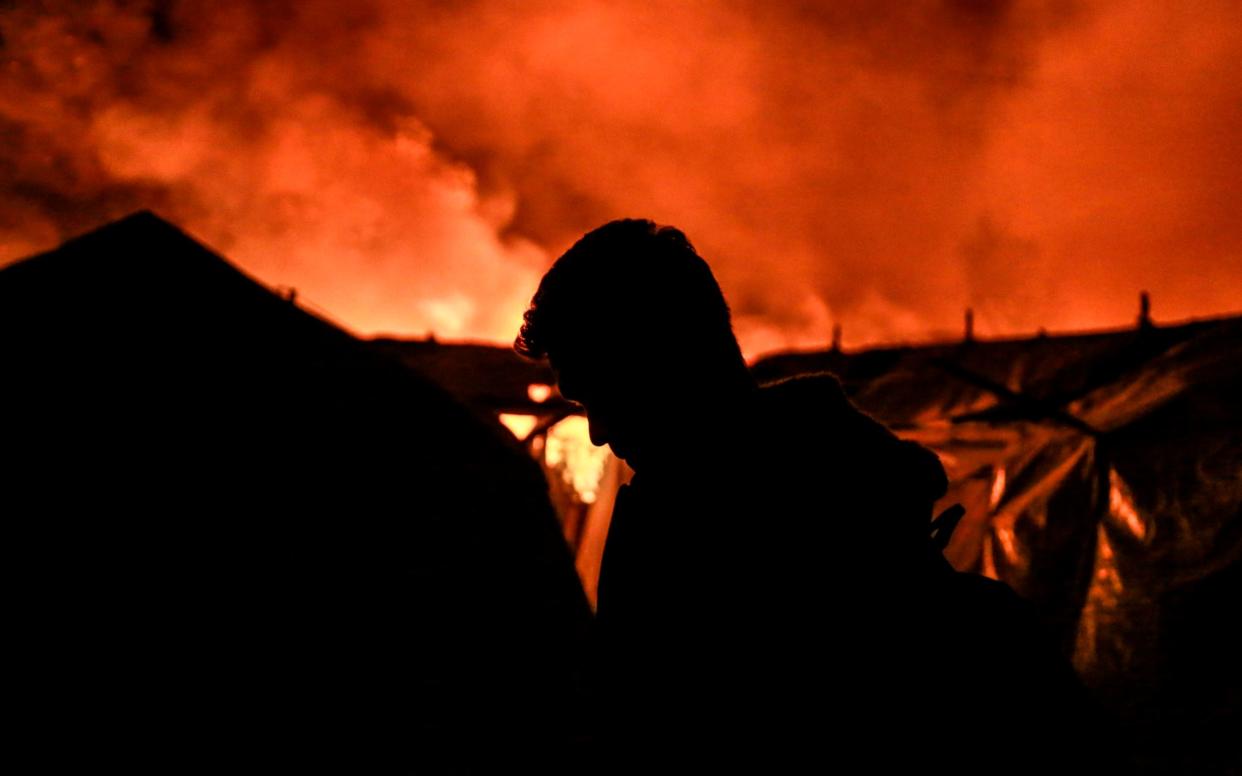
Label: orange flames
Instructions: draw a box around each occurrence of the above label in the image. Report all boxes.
[2,1,1241,355]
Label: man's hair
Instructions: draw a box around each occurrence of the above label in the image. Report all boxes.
[514,219,742,366]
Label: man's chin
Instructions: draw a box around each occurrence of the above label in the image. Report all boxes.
[611,445,644,471]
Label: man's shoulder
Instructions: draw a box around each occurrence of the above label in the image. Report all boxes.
[758,371,849,404]
[749,372,949,520]
[752,372,888,468]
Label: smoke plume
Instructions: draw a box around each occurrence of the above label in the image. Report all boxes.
[3,1,1240,354]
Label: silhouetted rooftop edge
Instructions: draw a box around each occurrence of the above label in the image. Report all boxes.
[1,209,360,339]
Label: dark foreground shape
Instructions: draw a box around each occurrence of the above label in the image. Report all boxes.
[2,212,591,772]
[513,219,1121,774]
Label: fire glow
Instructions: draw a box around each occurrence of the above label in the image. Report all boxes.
[502,412,612,505]
[3,1,1241,355]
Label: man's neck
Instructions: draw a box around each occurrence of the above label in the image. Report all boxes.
[692,366,759,416]
[634,371,760,476]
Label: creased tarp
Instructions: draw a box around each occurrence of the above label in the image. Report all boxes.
[897,318,1242,771]
[1070,321,1242,700]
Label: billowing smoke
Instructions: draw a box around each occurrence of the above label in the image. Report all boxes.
[3,0,1240,354]
[0,0,545,339]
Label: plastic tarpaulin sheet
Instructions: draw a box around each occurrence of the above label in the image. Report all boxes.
[900,319,1241,772]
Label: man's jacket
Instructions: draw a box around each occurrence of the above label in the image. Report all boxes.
[591,373,1103,772]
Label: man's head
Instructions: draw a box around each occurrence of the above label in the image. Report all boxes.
[515,219,750,469]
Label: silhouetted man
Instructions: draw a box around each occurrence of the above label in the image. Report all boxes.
[515,220,1103,773]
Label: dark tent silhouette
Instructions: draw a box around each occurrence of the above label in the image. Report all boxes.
[2,212,591,771]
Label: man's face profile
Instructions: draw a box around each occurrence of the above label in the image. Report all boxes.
[518,219,745,473]
[550,346,655,468]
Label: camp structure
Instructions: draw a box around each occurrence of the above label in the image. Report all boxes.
[752,314,1242,773]
[1,212,591,772]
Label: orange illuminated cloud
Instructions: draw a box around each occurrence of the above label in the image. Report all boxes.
[2,1,1240,355]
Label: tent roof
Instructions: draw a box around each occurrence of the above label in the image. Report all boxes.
[3,211,593,767]
[752,314,1242,431]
